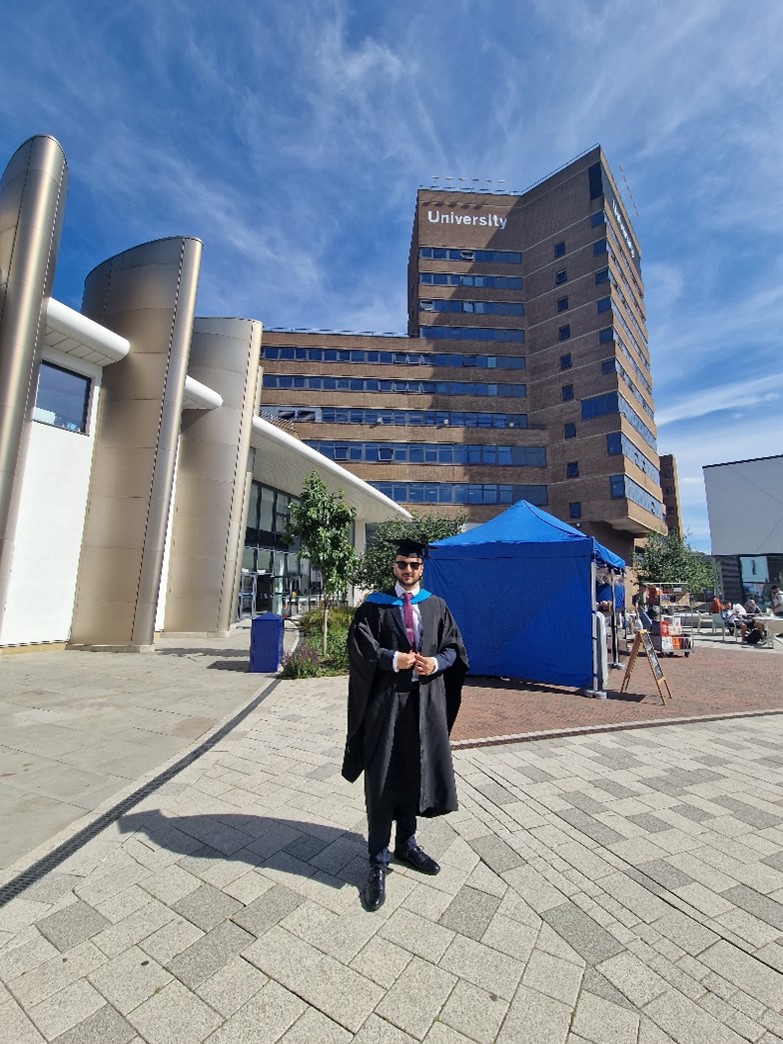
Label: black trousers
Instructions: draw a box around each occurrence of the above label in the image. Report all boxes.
[365,685,421,864]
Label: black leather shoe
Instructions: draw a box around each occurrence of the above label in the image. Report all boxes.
[393,843,440,875]
[364,865,387,911]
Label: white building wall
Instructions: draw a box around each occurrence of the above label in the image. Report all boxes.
[1,360,100,645]
[704,455,783,556]
[154,446,178,633]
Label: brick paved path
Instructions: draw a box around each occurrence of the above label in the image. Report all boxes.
[1,677,782,1043]
[455,643,783,745]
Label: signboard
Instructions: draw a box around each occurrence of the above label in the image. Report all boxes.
[621,630,672,704]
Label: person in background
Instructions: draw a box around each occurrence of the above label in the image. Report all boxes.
[744,597,761,615]
[709,595,723,614]
[342,540,469,912]
[740,617,767,645]
[770,585,783,617]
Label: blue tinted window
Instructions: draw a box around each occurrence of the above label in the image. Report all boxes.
[370,481,547,505]
[419,326,524,343]
[560,353,572,370]
[564,422,576,439]
[554,241,566,257]
[566,461,579,478]
[268,406,529,430]
[582,392,618,419]
[559,325,571,341]
[418,247,521,264]
[596,297,612,314]
[557,296,569,312]
[562,385,574,402]
[606,432,622,455]
[34,362,91,433]
[555,270,567,285]
[595,268,610,284]
[569,502,581,519]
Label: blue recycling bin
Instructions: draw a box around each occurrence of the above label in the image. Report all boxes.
[249,613,284,673]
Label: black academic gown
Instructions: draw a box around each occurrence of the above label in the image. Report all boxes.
[342,588,468,818]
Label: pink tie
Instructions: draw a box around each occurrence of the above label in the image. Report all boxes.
[402,592,416,648]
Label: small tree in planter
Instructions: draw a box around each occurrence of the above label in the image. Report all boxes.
[286,472,356,655]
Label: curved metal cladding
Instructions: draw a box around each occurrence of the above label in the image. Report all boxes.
[0,136,67,628]
[165,317,263,635]
[70,237,202,649]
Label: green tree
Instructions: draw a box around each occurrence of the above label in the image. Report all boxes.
[286,473,356,654]
[633,530,714,597]
[352,511,466,593]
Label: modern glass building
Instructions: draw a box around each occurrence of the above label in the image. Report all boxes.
[260,146,666,565]
[0,136,408,651]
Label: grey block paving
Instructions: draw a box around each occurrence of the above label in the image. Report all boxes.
[36,900,110,951]
[1,638,783,1042]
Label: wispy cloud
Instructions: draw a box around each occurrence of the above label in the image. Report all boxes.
[2,0,781,550]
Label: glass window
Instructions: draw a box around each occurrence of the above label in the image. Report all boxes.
[569,502,582,519]
[554,241,566,257]
[557,296,569,313]
[606,432,622,455]
[601,359,616,374]
[595,267,610,284]
[33,361,91,433]
[559,324,571,341]
[560,353,572,370]
[555,269,567,285]
[599,327,614,344]
[562,384,574,402]
[566,461,579,478]
[582,392,618,420]
[593,238,608,255]
[258,486,275,534]
[596,297,611,314]
[564,422,576,439]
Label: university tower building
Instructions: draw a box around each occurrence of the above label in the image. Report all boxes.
[260,146,667,565]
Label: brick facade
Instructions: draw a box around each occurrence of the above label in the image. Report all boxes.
[260,146,666,564]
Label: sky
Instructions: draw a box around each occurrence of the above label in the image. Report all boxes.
[3,0,782,551]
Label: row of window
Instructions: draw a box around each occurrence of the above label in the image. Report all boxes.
[600,359,654,419]
[606,431,661,484]
[418,247,522,264]
[419,326,525,343]
[600,328,652,392]
[578,391,657,449]
[611,306,650,368]
[306,440,546,467]
[261,346,526,370]
[370,481,547,506]
[419,272,523,289]
[603,218,645,302]
[33,361,91,434]
[568,480,664,523]
[264,406,529,429]
[419,299,524,316]
[610,474,666,521]
[264,375,527,397]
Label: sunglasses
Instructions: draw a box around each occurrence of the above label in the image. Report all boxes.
[395,559,422,569]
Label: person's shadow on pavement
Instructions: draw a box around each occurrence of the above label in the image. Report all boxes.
[118,808,367,889]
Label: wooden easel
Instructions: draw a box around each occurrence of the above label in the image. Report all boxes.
[621,630,672,705]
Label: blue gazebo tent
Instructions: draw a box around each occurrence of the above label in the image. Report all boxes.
[426,500,625,690]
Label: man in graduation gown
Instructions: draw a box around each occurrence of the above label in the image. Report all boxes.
[342,540,469,911]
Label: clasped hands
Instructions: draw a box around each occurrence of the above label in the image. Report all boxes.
[398,651,437,675]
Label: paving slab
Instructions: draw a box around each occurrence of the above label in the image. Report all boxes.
[1,628,782,1041]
